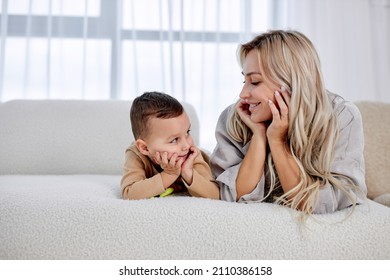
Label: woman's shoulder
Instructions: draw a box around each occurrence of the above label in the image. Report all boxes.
[215,103,235,134]
[214,102,249,151]
[327,91,362,130]
[217,103,235,123]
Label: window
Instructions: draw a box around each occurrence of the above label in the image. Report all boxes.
[0,0,273,150]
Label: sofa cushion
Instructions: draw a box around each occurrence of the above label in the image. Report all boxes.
[0,100,199,175]
[355,101,390,203]
[0,175,389,259]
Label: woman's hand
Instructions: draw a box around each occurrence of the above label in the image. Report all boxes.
[267,87,291,144]
[236,99,268,136]
[266,87,301,205]
[235,100,268,200]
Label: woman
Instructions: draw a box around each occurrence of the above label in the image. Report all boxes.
[210,30,367,215]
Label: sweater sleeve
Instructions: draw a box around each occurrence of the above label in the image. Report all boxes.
[313,100,368,214]
[209,105,266,203]
[182,150,220,199]
[121,148,165,200]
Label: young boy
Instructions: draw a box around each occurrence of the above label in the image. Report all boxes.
[121,91,220,200]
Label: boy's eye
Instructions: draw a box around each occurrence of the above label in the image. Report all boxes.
[187,129,191,135]
[170,138,178,144]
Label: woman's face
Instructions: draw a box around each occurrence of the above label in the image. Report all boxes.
[239,49,279,123]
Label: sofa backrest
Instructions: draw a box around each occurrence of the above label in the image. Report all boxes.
[355,101,390,200]
[0,100,199,175]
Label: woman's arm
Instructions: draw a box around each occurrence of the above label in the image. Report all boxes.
[234,99,269,200]
[268,91,367,213]
[266,89,301,203]
[236,130,267,200]
[268,139,300,199]
[210,105,266,202]
[210,104,268,202]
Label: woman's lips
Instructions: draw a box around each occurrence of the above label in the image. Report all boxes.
[248,102,260,113]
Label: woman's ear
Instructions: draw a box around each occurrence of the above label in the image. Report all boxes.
[135,139,149,156]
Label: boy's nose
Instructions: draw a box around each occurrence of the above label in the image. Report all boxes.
[182,139,191,150]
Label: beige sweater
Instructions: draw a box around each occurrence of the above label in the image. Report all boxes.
[121,144,219,200]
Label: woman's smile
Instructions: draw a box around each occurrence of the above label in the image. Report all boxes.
[248,102,261,113]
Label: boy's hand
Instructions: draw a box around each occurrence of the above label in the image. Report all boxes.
[181,146,199,185]
[154,151,184,177]
[154,151,185,190]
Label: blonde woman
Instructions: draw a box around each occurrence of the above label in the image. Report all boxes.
[210,30,367,215]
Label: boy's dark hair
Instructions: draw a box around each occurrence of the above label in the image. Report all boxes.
[130,91,184,139]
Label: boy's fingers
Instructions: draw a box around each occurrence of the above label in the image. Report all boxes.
[169,153,178,165]
[189,149,198,160]
[154,152,161,163]
[177,157,185,167]
[161,151,170,165]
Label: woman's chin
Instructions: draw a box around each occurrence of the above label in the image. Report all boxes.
[250,112,271,124]
[250,114,261,123]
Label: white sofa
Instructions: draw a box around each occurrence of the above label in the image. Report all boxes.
[0,99,389,260]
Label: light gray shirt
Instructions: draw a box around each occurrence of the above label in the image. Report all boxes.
[210,93,367,214]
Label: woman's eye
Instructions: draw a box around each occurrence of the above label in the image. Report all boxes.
[251,81,260,85]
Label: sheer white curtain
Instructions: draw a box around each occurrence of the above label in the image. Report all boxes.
[0,0,273,151]
[0,0,389,151]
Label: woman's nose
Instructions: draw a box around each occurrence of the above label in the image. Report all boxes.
[239,84,250,99]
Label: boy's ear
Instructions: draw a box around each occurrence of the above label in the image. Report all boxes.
[135,139,150,156]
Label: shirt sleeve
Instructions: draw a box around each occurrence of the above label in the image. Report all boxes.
[182,150,220,199]
[209,105,265,203]
[313,101,368,214]
[121,148,165,200]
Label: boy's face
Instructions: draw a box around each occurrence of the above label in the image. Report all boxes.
[136,112,194,162]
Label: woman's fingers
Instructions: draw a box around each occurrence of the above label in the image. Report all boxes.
[274,91,288,120]
[280,86,291,107]
[271,87,290,121]
[268,98,280,120]
[267,87,290,141]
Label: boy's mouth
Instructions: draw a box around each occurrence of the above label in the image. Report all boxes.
[178,151,190,159]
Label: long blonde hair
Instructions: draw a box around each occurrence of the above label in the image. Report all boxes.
[228,30,358,216]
